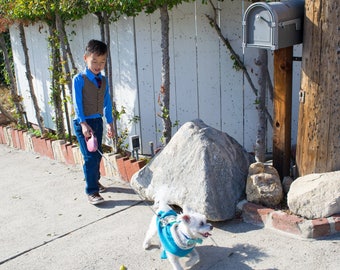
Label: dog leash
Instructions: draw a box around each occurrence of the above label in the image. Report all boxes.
[96,147,162,219]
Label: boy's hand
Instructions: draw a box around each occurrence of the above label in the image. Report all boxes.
[106,123,115,138]
[80,122,93,138]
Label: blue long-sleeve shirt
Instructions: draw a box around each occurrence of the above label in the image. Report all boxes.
[72,68,113,124]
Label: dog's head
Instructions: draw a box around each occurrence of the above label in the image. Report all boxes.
[177,206,213,239]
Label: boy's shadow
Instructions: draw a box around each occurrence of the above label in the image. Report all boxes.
[95,198,142,209]
[105,186,136,195]
[95,185,143,209]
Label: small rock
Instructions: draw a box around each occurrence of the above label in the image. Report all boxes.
[246,162,283,207]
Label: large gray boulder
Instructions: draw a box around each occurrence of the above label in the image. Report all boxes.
[130,119,254,221]
[287,171,340,219]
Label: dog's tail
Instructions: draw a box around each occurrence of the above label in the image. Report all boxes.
[152,185,170,209]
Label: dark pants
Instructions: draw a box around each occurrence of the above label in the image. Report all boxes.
[73,118,103,195]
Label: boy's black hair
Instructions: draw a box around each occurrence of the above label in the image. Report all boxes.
[85,39,107,56]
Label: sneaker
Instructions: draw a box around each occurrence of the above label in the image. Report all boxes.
[88,193,104,205]
[98,182,106,193]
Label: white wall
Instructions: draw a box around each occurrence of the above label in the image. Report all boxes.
[9,0,302,155]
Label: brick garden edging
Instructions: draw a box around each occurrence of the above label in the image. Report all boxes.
[0,125,145,182]
[238,200,340,239]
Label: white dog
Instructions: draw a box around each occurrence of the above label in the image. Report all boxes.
[143,193,213,270]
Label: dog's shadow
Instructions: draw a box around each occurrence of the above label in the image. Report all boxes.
[144,242,273,270]
[190,244,275,270]
[144,244,161,250]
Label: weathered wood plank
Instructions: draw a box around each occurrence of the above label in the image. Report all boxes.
[273,47,293,179]
[296,0,340,175]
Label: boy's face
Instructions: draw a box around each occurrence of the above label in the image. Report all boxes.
[84,53,107,75]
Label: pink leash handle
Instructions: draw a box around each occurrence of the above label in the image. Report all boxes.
[85,132,98,152]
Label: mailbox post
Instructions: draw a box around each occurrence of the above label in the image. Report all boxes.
[242,0,304,178]
[273,47,293,179]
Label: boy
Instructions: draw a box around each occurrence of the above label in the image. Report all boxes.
[73,39,115,205]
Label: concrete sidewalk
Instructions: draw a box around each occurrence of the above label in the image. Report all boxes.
[0,144,339,270]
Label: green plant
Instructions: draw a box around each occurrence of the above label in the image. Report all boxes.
[156,119,180,145]
[28,128,41,137]
[0,32,12,85]
[112,105,140,155]
[139,155,151,165]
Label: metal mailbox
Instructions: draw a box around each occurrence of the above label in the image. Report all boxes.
[242,0,304,50]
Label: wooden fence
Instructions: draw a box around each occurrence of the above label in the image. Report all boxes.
[9,0,302,155]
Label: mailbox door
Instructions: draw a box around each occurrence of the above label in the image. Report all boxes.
[244,6,276,50]
[243,0,304,50]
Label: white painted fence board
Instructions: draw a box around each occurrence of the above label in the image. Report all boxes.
[10,23,53,130]
[169,3,198,129]
[195,1,222,130]
[111,16,139,136]
[149,12,164,147]
[219,0,246,144]
[134,13,162,151]
[10,25,32,125]
[241,46,261,152]
[27,23,53,129]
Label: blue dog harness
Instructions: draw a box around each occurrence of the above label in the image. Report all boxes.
[156,210,202,259]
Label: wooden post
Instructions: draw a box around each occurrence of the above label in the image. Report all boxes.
[273,46,293,179]
[296,0,339,176]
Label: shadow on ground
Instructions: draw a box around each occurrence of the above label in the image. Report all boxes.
[193,244,274,270]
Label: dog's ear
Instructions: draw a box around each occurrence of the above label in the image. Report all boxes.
[181,214,191,224]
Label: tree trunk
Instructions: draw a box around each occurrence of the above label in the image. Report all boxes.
[18,23,45,134]
[61,23,77,77]
[56,13,72,142]
[296,0,339,176]
[0,103,16,122]
[48,22,65,138]
[103,12,113,98]
[0,32,24,125]
[96,11,118,152]
[96,12,105,42]
[159,4,172,145]
[56,13,72,95]
[96,12,107,78]
[254,49,268,162]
